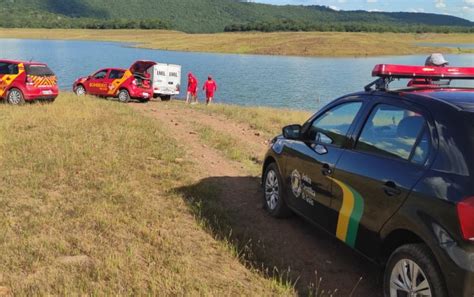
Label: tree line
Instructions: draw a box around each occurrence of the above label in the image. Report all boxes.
[224,19,474,33]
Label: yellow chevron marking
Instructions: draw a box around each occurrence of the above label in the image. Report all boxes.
[0,63,25,97]
[108,70,133,95]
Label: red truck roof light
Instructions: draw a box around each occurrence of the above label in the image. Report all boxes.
[372,64,474,80]
[457,196,474,242]
[365,64,474,92]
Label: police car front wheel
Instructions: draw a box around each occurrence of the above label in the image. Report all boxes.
[263,163,292,218]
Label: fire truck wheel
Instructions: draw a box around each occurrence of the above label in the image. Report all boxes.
[118,89,130,103]
[75,85,86,96]
[7,88,25,105]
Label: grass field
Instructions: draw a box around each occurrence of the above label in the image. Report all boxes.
[0,94,299,296]
[0,28,473,57]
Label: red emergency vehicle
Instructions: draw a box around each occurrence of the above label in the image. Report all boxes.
[0,59,59,105]
[72,61,154,103]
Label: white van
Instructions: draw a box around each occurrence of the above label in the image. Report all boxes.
[130,60,182,101]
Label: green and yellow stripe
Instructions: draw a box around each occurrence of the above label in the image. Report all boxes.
[328,177,365,248]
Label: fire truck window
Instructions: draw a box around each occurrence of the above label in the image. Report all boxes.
[109,70,124,79]
[0,63,18,75]
[308,101,363,147]
[93,70,108,79]
[356,104,427,161]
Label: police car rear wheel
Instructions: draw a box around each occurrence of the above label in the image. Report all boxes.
[75,85,86,96]
[7,88,25,105]
[384,244,447,297]
[263,163,291,218]
[118,89,130,103]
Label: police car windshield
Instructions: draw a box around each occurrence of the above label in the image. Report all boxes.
[26,65,55,77]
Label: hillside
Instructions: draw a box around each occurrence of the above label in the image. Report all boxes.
[0,0,473,33]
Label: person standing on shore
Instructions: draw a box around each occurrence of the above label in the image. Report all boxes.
[203,76,217,105]
[186,72,198,104]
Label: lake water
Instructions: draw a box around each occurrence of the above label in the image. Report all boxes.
[1,38,473,110]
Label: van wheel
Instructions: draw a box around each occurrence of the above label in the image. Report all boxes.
[75,85,86,96]
[118,89,130,103]
[7,88,25,105]
[263,163,292,218]
[384,244,447,297]
[161,95,171,101]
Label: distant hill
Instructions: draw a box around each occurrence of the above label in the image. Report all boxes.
[0,0,472,33]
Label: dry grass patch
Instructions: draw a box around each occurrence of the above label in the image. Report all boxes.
[0,94,294,296]
[1,28,473,57]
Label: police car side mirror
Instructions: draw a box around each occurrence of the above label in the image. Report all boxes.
[283,124,302,140]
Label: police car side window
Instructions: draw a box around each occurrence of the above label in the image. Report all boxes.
[356,104,429,162]
[308,102,362,147]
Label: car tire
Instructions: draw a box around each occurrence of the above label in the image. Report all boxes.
[75,85,86,96]
[384,244,448,297]
[118,89,130,103]
[161,95,171,101]
[6,88,25,105]
[263,163,292,218]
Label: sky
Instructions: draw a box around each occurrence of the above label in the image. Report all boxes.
[253,0,474,21]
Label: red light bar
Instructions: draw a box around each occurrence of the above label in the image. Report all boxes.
[372,64,474,80]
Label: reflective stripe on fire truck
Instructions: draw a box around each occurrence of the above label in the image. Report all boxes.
[107,70,133,95]
[0,63,25,97]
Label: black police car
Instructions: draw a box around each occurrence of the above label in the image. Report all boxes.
[262,64,474,297]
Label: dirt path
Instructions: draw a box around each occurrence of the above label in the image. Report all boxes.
[131,101,382,296]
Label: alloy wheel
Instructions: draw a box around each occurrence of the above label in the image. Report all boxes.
[76,86,86,96]
[390,259,432,297]
[265,170,279,211]
[8,89,23,105]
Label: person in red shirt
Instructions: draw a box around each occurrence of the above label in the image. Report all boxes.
[202,76,218,105]
[186,72,198,104]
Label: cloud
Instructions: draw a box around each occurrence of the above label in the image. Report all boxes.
[329,5,340,11]
[464,0,474,5]
[435,0,446,9]
[410,8,426,12]
[367,0,378,3]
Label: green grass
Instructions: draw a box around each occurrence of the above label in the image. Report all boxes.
[0,94,294,296]
[194,123,261,175]
[188,102,311,139]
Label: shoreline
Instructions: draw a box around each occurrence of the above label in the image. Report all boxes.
[0,29,473,57]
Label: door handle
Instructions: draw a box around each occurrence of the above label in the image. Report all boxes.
[321,163,332,176]
[383,181,401,197]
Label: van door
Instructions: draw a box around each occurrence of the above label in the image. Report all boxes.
[167,64,181,95]
[152,64,181,96]
[152,64,167,95]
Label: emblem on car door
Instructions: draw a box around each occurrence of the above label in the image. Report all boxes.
[291,170,302,198]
